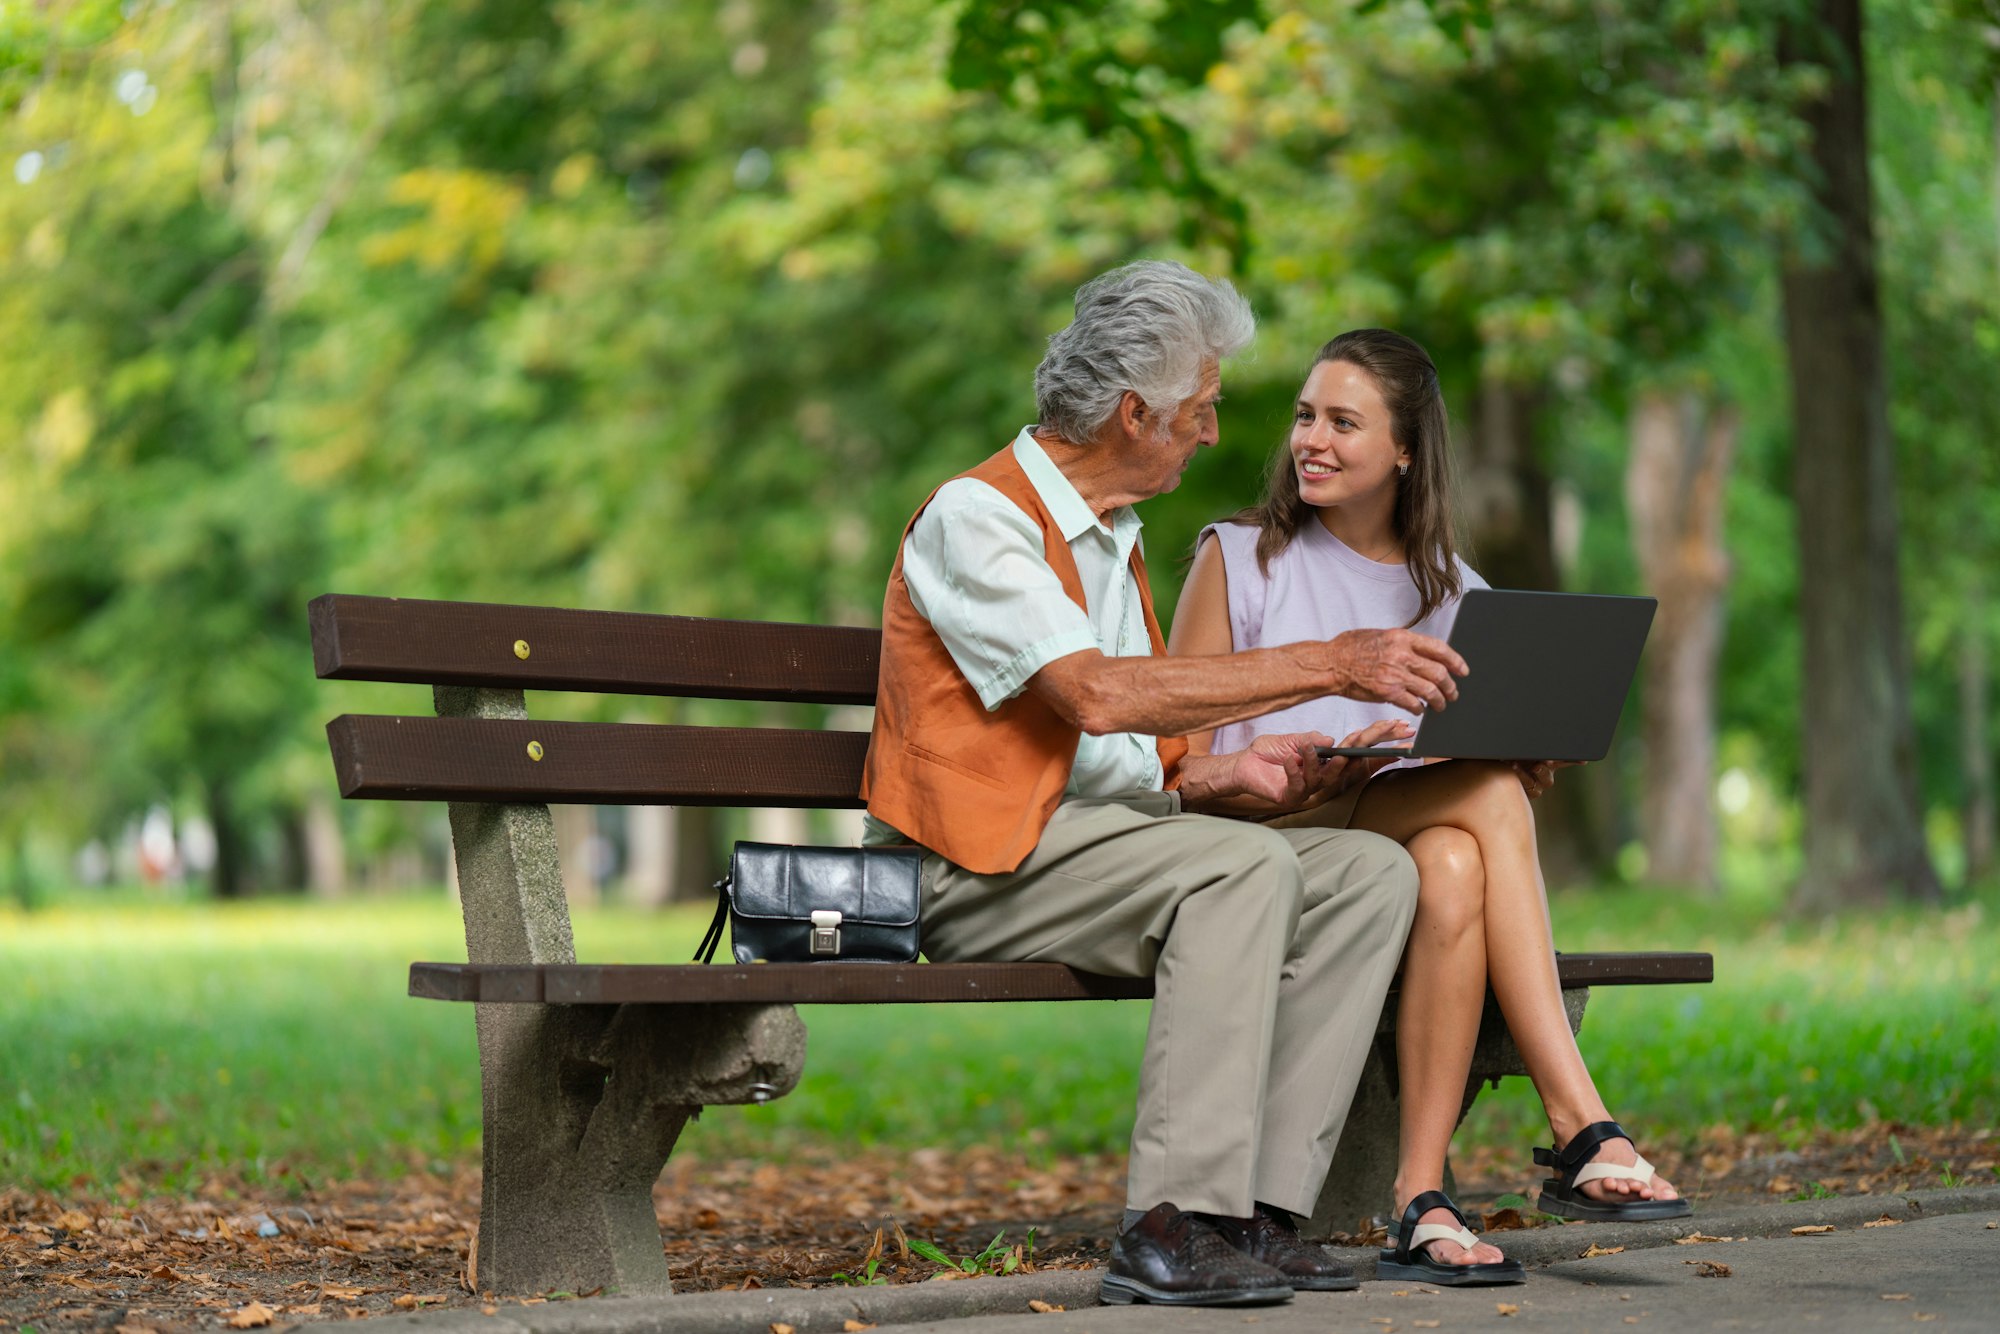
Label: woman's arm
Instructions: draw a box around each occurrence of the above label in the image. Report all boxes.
[1165,533,1237,759]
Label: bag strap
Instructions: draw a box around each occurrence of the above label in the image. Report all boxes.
[693,875,731,963]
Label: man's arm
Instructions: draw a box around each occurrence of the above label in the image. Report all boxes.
[1025,628,1468,740]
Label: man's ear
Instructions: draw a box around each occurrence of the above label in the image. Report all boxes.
[1114,389,1150,441]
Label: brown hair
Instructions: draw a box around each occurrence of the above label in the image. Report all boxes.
[1229,328,1463,625]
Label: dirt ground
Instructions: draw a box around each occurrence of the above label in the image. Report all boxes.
[4,1124,1994,1331]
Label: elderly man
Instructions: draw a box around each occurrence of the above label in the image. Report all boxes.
[860,261,1467,1308]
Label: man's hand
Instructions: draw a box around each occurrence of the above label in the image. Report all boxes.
[1183,718,1418,814]
[1328,628,1468,715]
[1217,732,1335,808]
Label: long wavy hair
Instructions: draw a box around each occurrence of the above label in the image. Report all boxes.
[1229,328,1464,626]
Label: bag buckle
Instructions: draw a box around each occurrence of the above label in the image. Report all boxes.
[809,909,842,957]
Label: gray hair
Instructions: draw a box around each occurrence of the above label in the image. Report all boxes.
[1034,260,1257,445]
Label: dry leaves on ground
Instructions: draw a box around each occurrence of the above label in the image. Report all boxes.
[1791,1224,1837,1235]
[1582,1243,1625,1258]
[1686,1260,1732,1278]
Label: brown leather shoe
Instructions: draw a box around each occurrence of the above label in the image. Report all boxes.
[1207,1204,1360,1292]
[1100,1203,1295,1307]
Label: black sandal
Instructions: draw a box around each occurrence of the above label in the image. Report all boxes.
[1535,1120,1693,1222]
[1376,1190,1526,1287]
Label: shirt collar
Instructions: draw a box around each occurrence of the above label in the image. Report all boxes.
[1012,427,1142,546]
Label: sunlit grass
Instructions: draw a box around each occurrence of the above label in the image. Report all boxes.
[2,885,1994,1191]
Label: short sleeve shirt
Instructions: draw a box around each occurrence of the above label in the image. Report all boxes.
[881,429,1163,802]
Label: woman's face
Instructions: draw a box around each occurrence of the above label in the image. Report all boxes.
[1289,358,1407,510]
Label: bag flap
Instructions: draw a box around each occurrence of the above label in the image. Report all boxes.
[726,842,922,928]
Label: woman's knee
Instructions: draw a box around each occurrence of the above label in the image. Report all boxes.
[1410,826,1485,936]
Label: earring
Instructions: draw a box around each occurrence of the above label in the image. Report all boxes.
[1398,462,1409,477]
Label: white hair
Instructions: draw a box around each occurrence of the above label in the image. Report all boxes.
[1034,260,1256,445]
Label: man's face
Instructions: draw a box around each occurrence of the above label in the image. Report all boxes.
[1134,359,1222,498]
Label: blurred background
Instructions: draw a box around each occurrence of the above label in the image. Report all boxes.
[6,0,1996,915]
[3,0,1999,1204]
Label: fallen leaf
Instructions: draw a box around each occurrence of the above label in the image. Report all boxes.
[226,1302,276,1329]
[1673,1233,1736,1245]
[148,1265,188,1283]
[1882,1294,1912,1301]
[842,1323,875,1333]
[1498,1301,1519,1316]
[319,1284,364,1301]
[482,1306,498,1317]
[1582,1244,1625,1258]
[55,1210,93,1232]
[287,1307,321,1318]
[1027,1301,1064,1314]
[694,1208,722,1230]
[1791,1224,1836,1235]
[739,1276,762,1291]
[768,1325,795,1334]
[392,1295,444,1310]
[1415,1323,1441,1331]
[1625,1319,1641,1326]
[1863,1215,1903,1228]
[1482,1207,1529,1231]
[1691,1261,1731,1278]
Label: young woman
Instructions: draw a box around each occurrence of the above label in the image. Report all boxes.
[1169,329,1688,1285]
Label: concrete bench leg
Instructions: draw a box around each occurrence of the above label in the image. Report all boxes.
[474,1000,804,1296]
[436,686,806,1297]
[1306,988,1589,1239]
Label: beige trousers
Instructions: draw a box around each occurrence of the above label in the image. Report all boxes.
[920,790,1418,1218]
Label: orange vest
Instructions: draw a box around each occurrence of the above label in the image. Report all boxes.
[860,443,1188,874]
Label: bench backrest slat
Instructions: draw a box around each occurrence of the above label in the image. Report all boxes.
[310,594,881,703]
[328,716,870,807]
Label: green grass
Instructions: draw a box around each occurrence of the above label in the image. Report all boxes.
[2,885,1995,1191]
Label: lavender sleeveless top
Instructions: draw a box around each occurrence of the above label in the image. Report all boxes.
[1201,520,1488,760]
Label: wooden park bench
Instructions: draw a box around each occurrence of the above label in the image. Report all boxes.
[308,592,1713,1298]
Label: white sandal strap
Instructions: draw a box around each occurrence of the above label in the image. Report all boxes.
[1408,1221,1479,1254]
[1571,1154,1656,1188]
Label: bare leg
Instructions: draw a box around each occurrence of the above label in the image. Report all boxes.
[1389,827,1505,1265]
[1354,761,1679,1206]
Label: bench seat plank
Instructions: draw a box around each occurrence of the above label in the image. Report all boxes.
[310,594,880,703]
[328,714,869,806]
[410,951,1711,1005]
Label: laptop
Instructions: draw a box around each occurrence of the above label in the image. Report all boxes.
[1317,589,1656,762]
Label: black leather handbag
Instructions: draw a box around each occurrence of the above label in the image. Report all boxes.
[694,842,923,965]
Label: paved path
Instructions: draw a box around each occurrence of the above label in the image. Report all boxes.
[370,1188,2000,1334]
[893,1211,1999,1333]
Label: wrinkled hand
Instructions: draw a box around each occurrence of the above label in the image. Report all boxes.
[1329,628,1468,715]
[1513,759,1581,799]
[1223,732,1337,808]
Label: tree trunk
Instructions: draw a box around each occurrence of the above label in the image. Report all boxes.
[1778,0,1941,910]
[1973,49,2000,889]
[1625,390,1737,891]
[303,790,348,898]
[206,780,247,899]
[553,804,601,908]
[623,805,676,907]
[669,806,723,903]
[1461,374,1606,884]
[1962,574,1995,886]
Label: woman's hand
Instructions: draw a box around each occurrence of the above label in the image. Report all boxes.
[1513,759,1580,799]
[1322,718,1417,796]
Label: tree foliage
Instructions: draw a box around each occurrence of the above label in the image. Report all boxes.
[0,0,1993,902]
